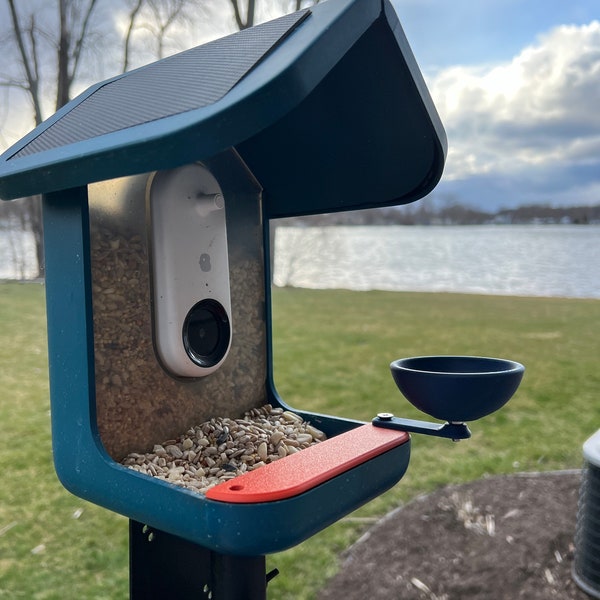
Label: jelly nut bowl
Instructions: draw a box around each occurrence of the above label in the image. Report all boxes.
[390,356,524,423]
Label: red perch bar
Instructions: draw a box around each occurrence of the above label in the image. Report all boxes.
[206,424,410,503]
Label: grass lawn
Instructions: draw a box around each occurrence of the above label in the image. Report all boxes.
[1,282,598,598]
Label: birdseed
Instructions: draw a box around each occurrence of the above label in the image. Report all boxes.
[122,404,326,495]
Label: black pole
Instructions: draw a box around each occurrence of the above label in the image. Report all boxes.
[129,520,269,599]
[212,553,268,600]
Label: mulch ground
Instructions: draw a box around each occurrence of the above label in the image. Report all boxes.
[320,471,594,600]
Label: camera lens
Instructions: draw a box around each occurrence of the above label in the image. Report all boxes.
[183,299,230,368]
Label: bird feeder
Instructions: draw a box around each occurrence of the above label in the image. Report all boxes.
[0,1,522,597]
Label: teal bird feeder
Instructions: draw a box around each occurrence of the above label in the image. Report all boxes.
[0,1,521,597]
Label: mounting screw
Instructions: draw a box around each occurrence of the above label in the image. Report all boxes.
[376,412,395,421]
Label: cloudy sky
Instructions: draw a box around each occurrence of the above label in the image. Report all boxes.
[391,0,599,210]
[1,0,598,210]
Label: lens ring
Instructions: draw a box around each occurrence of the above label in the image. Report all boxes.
[182,299,230,368]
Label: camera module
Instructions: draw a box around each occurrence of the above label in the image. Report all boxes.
[183,299,231,368]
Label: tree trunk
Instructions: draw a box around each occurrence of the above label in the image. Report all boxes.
[56,0,71,109]
[28,197,45,279]
[230,0,256,30]
[6,0,43,124]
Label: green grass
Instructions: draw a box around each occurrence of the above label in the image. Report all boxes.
[0,283,129,599]
[1,282,599,598]
[268,288,600,599]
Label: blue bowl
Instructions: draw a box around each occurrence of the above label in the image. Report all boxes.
[390,356,524,422]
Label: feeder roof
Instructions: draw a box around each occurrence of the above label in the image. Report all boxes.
[0,0,446,217]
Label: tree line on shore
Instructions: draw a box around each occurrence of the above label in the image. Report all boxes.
[1,197,598,281]
[274,201,600,227]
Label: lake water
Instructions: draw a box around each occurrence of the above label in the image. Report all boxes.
[0,228,38,280]
[273,225,600,299]
[2,225,599,298]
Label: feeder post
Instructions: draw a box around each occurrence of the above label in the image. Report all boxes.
[211,552,268,600]
[130,520,269,599]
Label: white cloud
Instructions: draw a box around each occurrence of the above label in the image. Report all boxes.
[430,21,600,186]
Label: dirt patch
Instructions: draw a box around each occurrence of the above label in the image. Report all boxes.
[320,472,592,600]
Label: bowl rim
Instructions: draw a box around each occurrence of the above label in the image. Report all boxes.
[390,355,525,377]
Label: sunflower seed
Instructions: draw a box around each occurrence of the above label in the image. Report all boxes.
[121,404,326,495]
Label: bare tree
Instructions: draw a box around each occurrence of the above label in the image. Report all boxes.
[4,0,99,125]
[55,0,100,109]
[0,0,197,278]
[0,0,320,279]
[229,0,319,30]
[1,0,100,277]
[230,0,256,30]
[122,0,145,72]
[124,0,200,66]
[3,0,102,278]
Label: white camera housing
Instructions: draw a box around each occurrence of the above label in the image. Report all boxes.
[147,163,232,377]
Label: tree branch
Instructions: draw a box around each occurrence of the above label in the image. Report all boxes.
[28,15,40,87]
[0,79,29,90]
[56,0,70,108]
[5,0,43,124]
[141,0,187,60]
[229,0,245,30]
[157,0,185,58]
[122,0,145,72]
[70,0,99,84]
[246,0,255,28]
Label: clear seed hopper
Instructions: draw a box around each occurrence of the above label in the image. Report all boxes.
[0,1,523,597]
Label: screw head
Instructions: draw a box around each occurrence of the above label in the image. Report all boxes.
[376,412,395,421]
